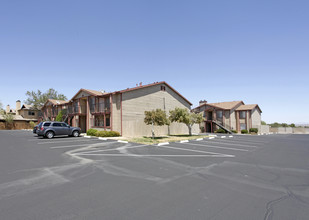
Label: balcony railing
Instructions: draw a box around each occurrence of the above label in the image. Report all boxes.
[68,105,87,114]
[90,103,110,114]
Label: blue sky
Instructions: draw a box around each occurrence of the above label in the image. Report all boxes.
[0,0,308,124]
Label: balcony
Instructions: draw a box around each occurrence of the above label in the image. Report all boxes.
[68,105,87,114]
[90,103,110,114]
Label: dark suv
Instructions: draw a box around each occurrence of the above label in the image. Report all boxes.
[36,121,81,139]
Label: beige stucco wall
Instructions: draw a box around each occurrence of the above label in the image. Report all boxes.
[19,109,38,120]
[111,94,121,133]
[251,108,261,128]
[230,111,237,130]
[121,84,197,137]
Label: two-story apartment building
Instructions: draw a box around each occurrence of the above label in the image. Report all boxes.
[41,82,199,137]
[193,100,262,133]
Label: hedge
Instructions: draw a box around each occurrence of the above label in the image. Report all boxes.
[96,130,120,137]
[249,128,258,133]
[215,128,227,133]
[86,128,98,136]
[241,129,248,134]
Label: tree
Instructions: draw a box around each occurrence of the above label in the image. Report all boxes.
[1,111,14,129]
[290,123,295,127]
[0,100,3,111]
[25,88,67,109]
[144,109,170,139]
[169,107,204,136]
[282,123,288,127]
[55,110,63,122]
[261,121,267,125]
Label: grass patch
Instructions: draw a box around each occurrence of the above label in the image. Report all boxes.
[124,135,209,145]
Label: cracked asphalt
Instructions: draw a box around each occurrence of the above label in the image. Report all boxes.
[0,130,308,220]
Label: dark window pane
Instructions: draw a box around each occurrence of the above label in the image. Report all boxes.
[44,123,51,127]
[52,123,61,127]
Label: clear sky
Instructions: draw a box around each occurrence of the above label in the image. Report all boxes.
[0,0,308,124]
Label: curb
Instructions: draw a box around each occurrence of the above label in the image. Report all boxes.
[180,140,189,143]
[98,137,107,140]
[196,138,203,141]
[158,142,169,146]
[229,135,233,138]
[118,140,128,143]
[221,136,226,138]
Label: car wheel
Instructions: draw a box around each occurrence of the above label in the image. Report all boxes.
[46,131,54,139]
[72,130,79,137]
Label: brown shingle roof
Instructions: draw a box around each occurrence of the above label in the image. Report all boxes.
[114,81,192,105]
[70,89,103,100]
[236,104,262,112]
[207,101,243,110]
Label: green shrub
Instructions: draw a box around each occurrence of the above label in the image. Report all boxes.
[241,129,248,134]
[249,128,258,133]
[87,128,98,136]
[215,128,227,133]
[231,129,237,133]
[96,130,120,137]
[29,121,35,128]
[200,126,205,133]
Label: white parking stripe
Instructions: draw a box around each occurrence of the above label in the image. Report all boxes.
[50,144,95,149]
[180,142,249,152]
[78,144,148,154]
[76,154,234,158]
[159,145,234,157]
[38,139,104,144]
[206,139,264,145]
[200,140,257,148]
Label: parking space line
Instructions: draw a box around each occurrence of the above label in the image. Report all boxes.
[38,139,108,144]
[206,139,264,145]
[159,145,234,157]
[50,144,97,149]
[180,142,249,151]
[199,140,257,148]
[78,144,148,154]
[76,154,234,157]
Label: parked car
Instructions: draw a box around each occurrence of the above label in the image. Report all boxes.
[33,124,40,134]
[36,121,81,139]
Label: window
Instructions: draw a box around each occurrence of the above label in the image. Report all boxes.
[43,123,51,127]
[106,114,110,127]
[95,115,104,127]
[239,111,246,119]
[52,123,62,127]
[28,111,35,116]
[216,111,223,119]
[161,86,166,91]
[240,123,247,130]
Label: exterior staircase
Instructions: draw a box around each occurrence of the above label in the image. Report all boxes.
[212,120,233,134]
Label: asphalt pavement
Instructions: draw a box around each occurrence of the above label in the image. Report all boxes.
[0,130,308,220]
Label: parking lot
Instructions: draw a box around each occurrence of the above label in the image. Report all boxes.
[0,130,309,220]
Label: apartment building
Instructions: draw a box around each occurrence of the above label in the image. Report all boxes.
[193,100,262,133]
[41,82,198,136]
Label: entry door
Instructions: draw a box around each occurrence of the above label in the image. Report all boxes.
[80,116,86,133]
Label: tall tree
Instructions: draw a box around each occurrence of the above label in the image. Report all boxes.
[144,109,170,139]
[290,123,296,128]
[169,108,204,136]
[25,88,67,109]
[261,121,267,125]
